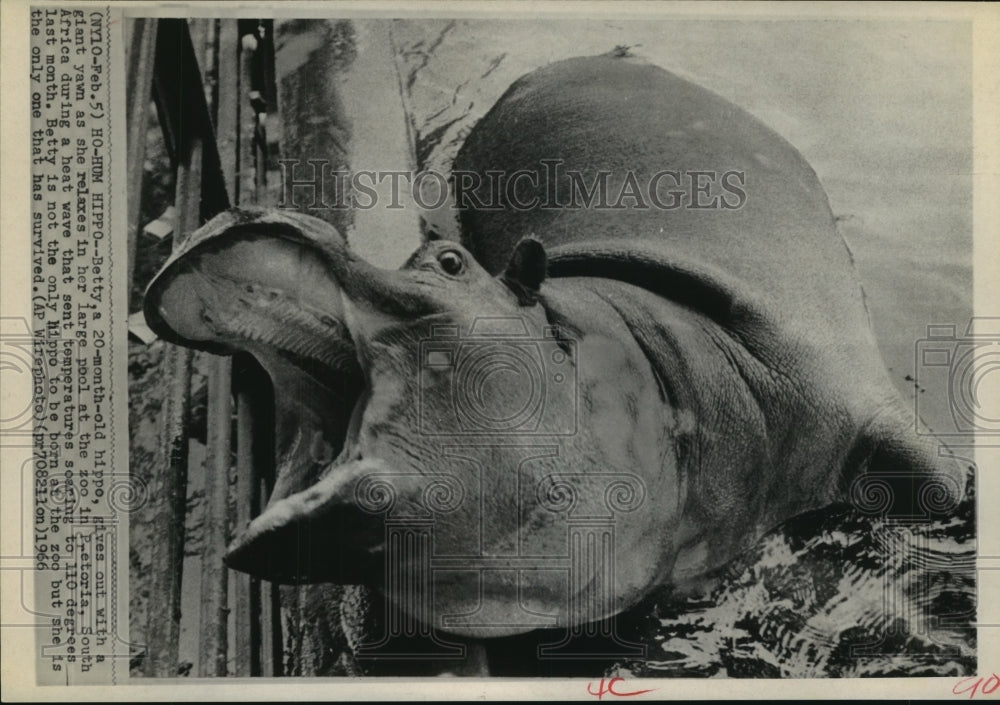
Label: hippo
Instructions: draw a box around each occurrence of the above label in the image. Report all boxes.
[143,55,965,654]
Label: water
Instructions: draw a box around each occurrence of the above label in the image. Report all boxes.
[611,477,976,678]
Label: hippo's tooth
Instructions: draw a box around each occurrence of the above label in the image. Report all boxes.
[237,463,360,538]
[264,427,333,507]
[224,455,383,583]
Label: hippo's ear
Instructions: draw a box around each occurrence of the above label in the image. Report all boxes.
[502,238,547,306]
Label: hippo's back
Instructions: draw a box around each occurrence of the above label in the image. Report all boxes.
[454,55,872,351]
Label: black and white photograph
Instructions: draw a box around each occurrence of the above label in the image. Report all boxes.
[3,1,999,698]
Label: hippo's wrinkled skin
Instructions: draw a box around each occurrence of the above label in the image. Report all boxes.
[144,55,965,643]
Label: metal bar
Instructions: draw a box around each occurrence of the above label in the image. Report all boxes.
[237,24,283,676]
[239,32,259,205]
[143,349,191,677]
[266,578,282,676]
[152,18,231,216]
[199,354,233,677]
[255,23,286,672]
[213,18,256,678]
[216,20,240,205]
[191,19,233,677]
[143,133,202,677]
[236,357,278,676]
[234,378,261,676]
[125,19,158,311]
[237,27,267,677]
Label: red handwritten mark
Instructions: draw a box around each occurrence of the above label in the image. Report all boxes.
[587,678,656,700]
[952,673,1000,700]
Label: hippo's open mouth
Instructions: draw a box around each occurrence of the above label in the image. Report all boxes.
[145,216,385,583]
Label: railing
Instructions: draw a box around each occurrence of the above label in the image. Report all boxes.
[126,17,281,678]
[128,17,430,678]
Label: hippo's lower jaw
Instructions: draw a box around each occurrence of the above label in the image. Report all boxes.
[224,456,388,584]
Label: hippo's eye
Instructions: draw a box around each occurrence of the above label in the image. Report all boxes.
[437,249,465,276]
